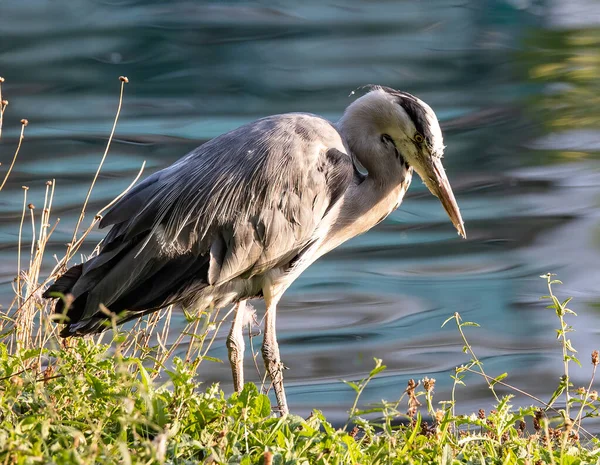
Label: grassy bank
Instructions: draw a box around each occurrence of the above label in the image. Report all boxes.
[1,77,599,464]
[2,299,600,464]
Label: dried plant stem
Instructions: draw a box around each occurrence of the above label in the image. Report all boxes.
[465,367,551,411]
[159,307,173,354]
[250,323,262,385]
[574,363,597,433]
[153,318,194,377]
[185,319,201,362]
[29,205,36,270]
[15,180,56,350]
[0,76,5,139]
[200,307,228,362]
[0,119,27,192]
[66,77,128,264]
[96,160,146,218]
[15,160,145,319]
[17,187,28,308]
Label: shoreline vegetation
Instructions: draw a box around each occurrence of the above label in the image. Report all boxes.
[1,77,599,464]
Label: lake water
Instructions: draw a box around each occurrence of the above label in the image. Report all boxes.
[1,0,600,425]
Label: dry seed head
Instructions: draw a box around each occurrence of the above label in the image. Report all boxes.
[46,180,53,186]
[533,411,542,431]
[564,417,573,431]
[20,119,28,126]
[478,408,485,420]
[0,76,4,83]
[119,76,129,83]
[43,365,55,385]
[1,100,7,106]
[406,378,418,393]
[576,386,586,396]
[592,350,599,366]
[21,186,29,190]
[590,390,598,401]
[27,203,34,210]
[263,451,273,465]
[434,410,444,423]
[423,377,436,392]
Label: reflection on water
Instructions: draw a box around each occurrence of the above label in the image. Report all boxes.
[1,0,600,424]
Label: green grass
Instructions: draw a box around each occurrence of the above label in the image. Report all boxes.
[1,277,600,464]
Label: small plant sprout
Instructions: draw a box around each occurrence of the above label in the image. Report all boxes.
[540,273,578,419]
[0,116,28,192]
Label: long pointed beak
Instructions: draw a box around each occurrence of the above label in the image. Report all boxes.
[419,157,466,239]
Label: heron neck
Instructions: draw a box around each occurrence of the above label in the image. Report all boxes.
[350,169,412,228]
[319,168,412,256]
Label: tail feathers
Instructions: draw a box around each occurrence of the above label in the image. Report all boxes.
[43,264,84,315]
[44,236,212,338]
[43,264,83,297]
[59,317,107,338]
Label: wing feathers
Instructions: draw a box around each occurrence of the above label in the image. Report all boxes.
[49,113,355,334]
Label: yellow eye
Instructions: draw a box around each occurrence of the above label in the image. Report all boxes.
[414,133,424,143]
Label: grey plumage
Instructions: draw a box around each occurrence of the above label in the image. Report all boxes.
[46,113,355,335]
[44,85,466,414]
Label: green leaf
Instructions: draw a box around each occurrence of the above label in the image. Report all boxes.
[369,359,386,378]
[237,382,259,407]
[461,322,480,327]
[547,379,567,408]
[152,396,169,428]
[136,360,152,391]
[565,339,578,353]
[490,373,508,386]
[252,394,272,418]
[400,412,421,454]
[343,380,360,393]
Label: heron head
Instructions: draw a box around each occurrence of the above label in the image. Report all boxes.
[341,86,466,239]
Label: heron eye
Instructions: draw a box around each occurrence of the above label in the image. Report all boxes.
[414,133,424,143]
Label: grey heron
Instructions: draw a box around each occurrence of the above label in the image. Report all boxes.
[44,85,465,415]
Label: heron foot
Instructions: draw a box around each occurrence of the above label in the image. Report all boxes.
[262,341,288,415]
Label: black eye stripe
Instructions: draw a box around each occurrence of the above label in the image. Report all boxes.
[376,86,435,146]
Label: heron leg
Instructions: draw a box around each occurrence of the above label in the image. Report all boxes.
[262,296,289,415]
[226,300,246,393]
